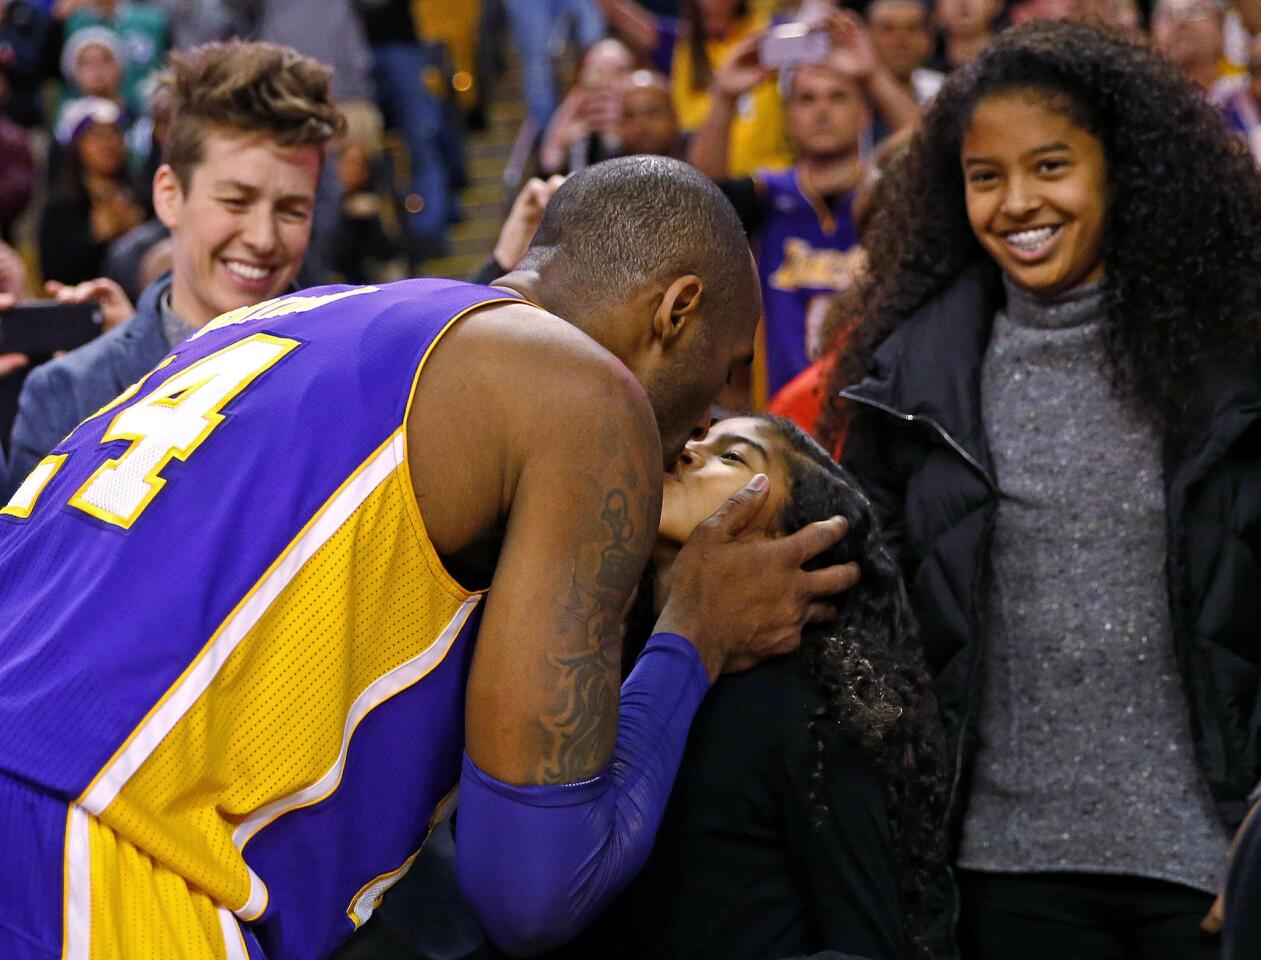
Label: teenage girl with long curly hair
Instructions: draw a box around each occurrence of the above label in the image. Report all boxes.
[823,19,1261,960]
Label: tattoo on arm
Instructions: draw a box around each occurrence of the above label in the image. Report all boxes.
[538,487,645,783]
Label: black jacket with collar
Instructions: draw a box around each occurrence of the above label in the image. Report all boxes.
[839,261,1261,839]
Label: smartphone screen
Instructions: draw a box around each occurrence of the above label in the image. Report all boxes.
[0,301,103,355]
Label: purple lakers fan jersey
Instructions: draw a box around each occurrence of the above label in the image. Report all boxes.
[0,279,519,959]
[755,168,861,401]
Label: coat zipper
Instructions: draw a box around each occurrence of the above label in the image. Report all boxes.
[840,388,996,802]
[839,390,997,495]
[840,388,998,958]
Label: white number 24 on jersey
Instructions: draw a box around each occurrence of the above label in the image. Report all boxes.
[3,333,300,528]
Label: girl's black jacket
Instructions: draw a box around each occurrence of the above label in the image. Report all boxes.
[840,261,1261,837]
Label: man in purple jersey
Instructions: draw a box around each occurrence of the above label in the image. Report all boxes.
[0,154,860,960]
[383,156,860,956]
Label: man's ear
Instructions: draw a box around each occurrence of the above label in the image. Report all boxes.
[153,164,184,231]
[652,275,704,347]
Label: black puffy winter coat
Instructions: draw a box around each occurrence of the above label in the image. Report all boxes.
[840,262,1261,837]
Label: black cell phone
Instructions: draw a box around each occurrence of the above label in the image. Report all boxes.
[0,301,103,355]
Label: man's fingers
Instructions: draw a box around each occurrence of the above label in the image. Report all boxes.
[699,473,769,538]
[779,514,849,565]
[0,292,16,311]
[802,561,861,599]
[804,602,838,624]
[0,352,30,376]
[1201,893,1224,934]
[79,278,126,303]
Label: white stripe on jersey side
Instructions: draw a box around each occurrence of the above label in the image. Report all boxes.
[79,431,406,823]
[229,593,479,920]
[64,805,91,960]
[218,907,251,960]
[232,594,479,849]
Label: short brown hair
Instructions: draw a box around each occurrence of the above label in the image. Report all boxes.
[155,40,345,190]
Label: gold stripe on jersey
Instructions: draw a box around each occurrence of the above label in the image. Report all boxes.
[86,811,226,960]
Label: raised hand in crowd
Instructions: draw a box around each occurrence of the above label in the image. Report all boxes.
[43,276,135,332]
[714,32,772,102]
[493,174,566,273]
[686,33,769,179]
[539,88,595,174]
[823,9,921,133]
[538,39,634,176]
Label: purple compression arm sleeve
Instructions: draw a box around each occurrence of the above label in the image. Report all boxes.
[455,632,710,956]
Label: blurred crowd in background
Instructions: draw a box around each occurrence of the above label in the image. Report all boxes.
[0,0,1259,464]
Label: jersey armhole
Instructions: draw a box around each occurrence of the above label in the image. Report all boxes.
[397,296,531,601]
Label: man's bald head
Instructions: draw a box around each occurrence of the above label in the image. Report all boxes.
[516,156,761,464]
[519,155,758,334]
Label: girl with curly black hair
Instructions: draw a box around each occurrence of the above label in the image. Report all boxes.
[549,414,948,960]
[823,19,1261,960]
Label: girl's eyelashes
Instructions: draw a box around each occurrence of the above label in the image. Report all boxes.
[721,450,745,465]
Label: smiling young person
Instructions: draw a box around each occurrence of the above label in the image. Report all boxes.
[7,40,341,492]
[826,21,1261,960]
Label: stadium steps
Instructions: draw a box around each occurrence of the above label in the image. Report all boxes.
[423,92,525,280]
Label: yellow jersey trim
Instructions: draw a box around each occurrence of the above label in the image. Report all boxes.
[398,295,529,600]
[2,453,67,519]
[231,592,482,855]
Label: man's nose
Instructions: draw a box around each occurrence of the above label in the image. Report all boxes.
[241,207,279,255]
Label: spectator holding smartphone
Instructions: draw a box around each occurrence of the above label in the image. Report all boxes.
[688,10,916,405]
[538,38,636,175]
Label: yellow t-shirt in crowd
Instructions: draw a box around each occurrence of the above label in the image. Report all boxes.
[665,13,794,177]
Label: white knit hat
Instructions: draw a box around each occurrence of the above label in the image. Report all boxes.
[60,26,126,86]
[55,95,124,145]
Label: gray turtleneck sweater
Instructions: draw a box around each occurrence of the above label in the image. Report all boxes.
[956,278,1230,894]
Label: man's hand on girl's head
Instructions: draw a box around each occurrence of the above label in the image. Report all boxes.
[655,474,860,682]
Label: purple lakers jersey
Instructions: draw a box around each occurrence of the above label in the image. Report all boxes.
[0,279,520,959]
[755,168,861,401]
